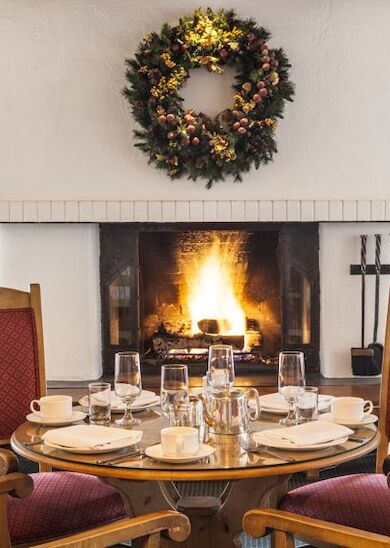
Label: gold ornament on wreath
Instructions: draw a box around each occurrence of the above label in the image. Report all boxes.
[124,8,294,188]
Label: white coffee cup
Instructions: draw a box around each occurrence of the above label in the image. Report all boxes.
[30,395,72,420]
[161,426,199,457]
[331,397,373,422]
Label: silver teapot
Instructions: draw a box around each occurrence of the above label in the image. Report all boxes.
[200,388,261,435]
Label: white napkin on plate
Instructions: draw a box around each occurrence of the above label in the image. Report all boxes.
[259,421,353,446]
[259,392,333,411]
[110,391,158,408]
[42,425,142,449]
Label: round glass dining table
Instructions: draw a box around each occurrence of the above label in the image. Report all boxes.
[11,408,378,548]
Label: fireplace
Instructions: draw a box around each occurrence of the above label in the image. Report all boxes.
[100,223,320,375]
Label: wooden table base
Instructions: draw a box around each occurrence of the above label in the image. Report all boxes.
[103,474,290,548]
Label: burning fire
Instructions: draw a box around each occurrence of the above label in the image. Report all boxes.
[180,233,247,336]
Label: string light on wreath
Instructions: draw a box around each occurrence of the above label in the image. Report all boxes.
[123,8,294,188]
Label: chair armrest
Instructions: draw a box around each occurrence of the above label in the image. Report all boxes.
[243,508,390,548]
[0,472,33,498]
[0,449,19,475]
[34,510,191,547]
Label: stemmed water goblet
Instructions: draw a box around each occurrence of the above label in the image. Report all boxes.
[278,350,306,426]
[160,364,189,417]
[207,344,235,393]
[114,351,142,427]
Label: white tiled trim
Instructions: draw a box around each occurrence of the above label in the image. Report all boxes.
[0,200,389,223]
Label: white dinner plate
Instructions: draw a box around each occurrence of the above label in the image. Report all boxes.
[145,443,215,464]
[79,390,159,412]
[252,431,349,451]
[43,437,138,454]
[249,393,334,416]
[26,410,87,426]
[319,412,378,428]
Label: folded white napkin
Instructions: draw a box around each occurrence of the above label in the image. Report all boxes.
[260,421,353,446]
[110,391,158,409]
[42,425,142,449]
[82,390,158,409]
[260,392,333,411]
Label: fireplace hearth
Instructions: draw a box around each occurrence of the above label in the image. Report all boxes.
[100,223,320,375]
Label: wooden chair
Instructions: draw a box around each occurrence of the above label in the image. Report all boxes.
[0,450,190,548]
[0,285,134,543]
[0,284,46,444]
[242,293,390,547]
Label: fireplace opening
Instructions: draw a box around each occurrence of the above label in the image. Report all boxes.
[100,223,320,375]
[139,230,281,364]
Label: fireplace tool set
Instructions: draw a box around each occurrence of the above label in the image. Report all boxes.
[351,234,386,376]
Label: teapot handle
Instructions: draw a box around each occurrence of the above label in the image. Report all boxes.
[247,388,261,421]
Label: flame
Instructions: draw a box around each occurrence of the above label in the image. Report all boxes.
[179,233,247,336]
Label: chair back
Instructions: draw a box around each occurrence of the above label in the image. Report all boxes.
[0,284,46,443]
[376,291,390,472]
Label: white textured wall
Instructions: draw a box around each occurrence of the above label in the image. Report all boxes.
[1,0,390,201]
[0,224,101,380]
[320,223,390,377]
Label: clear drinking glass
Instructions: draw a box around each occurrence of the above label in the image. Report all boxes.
[297,386,318,423]
[278,351,306,426]
[114,351,142,427]
[160,364,189,417]
[88,382,111,425]
[168,402,193,427]
[207,344,235,393]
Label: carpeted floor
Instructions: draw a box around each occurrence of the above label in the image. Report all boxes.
[15,450,377,547]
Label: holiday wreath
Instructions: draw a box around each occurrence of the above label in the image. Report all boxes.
[124,8,294,187]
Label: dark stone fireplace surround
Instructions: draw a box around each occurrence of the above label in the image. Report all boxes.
[99,222,320,376]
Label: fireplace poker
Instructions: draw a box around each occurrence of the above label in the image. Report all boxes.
[367,234,384,374]
[351,235,373,375]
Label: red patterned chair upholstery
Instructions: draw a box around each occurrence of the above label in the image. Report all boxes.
[0,451,190,548]
[0,285,131,544]
[0,285,46,443]
[243,293,390,547]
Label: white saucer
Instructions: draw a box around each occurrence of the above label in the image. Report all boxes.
[252,431,349,451]
[26,410,87,426]
[145,443,215,463]
[319,412,378,427]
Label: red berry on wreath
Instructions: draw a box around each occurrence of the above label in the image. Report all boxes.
[172,44,180,52]
[253,93,261,103]
[262,63,270,71]
[240,117,249,127]
[187,124,196,134]
[248,32,256,42]
[257,81,266,89]
[233,121,240,130]
[192,137,200,145]
[232,110,243,119]
[220,48,228,58]
[184,114,195,125]
[181,43,189,51]
[158,114,167,124]
[260,43,268,52]
[271,59,279,67]
[259,88,268,98]
[260,56,270,64]
[237,126,247,135]
[167,131,176,139]
[182,136,190,146]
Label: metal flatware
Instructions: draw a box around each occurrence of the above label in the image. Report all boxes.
[348,435,366,443]
[24,438,44,446]
[95,449,145,465]
[238,438,297,463]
